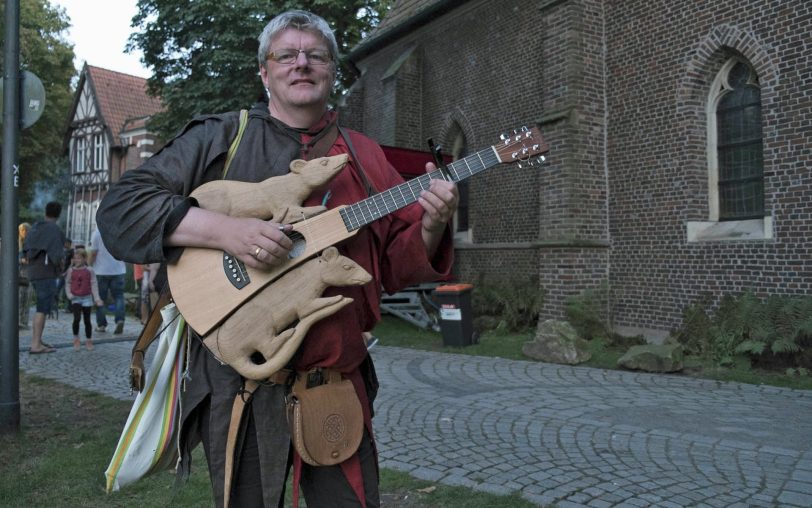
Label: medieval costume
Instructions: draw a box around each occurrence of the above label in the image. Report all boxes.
[97,101,453,506]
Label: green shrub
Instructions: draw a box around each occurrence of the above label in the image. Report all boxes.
[673,291,812,368]
[564,283,610,340]
[672,293,713,355]
[471,276,543,333]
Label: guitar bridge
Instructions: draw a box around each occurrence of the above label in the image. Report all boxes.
[223,253,250,289]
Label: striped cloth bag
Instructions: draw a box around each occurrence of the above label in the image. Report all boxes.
[105,303,187,492]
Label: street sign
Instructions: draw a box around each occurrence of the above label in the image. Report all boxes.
[0,70,46,128]
[21,71,45,128]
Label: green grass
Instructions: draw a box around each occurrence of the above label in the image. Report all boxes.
[374,315,812,391]
[378,469,535,507]
[0,372,537,507]
[0,374,213,508]
[372,317,531,360]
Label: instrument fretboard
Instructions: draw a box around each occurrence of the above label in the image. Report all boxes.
[339,146,500,231]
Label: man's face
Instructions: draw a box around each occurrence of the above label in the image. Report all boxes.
[260,28,335,118]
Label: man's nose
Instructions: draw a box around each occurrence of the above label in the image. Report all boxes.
[294,51,310,66]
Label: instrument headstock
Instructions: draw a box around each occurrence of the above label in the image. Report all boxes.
[493,126,549,168]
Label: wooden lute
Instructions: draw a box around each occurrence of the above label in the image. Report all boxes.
[167,126,549,336]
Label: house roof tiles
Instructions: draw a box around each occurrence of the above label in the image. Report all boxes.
[85,65,163,144]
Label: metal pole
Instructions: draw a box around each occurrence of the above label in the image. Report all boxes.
[0,0,22,434]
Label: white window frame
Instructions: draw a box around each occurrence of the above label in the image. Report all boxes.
[71,201,90,244]
[93,133,107,170]
[687,57,771,242]
[75,136,87,173]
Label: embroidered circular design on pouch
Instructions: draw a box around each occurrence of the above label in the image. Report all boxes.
[323,413,346,442]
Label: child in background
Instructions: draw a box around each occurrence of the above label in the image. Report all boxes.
[65,248,104,350]
[18,222,32,330]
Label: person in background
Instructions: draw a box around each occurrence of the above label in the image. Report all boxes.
[23,201,67,354]
[133,264,147,324]
[18,222,32,330]
[89,227,126,334]
[56,238,74,315]
[65,247,104,350]
[145,263,162,315]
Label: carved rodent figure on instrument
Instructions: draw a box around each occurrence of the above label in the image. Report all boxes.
[191,153,348,223]
[204,247,372,380]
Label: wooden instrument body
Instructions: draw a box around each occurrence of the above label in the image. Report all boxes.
[168,127,550,337]
[167,154,353,336]
[203,247,371,380]
[168,205,358,336]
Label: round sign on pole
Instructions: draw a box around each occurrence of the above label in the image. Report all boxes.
[21,71,46,129]
[0,70,46,128]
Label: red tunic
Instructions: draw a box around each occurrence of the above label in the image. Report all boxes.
[290,115,454,507]
[295,121,453,373]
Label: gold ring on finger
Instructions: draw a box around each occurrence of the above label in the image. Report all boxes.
[254,247,262,257]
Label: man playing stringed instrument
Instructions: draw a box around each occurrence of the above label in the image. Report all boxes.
[97,9,457,508]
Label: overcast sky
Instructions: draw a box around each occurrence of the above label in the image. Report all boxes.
[51,0,150,78]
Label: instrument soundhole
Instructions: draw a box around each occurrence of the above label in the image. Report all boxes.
[287,231,306,259]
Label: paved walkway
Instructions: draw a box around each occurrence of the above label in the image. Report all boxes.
[16,310,812,507]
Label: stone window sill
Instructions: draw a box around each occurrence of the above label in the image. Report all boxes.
[686,216,773,242]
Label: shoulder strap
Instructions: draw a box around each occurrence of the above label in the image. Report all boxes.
[222,109,249,179]
[337,125,375,198]
[129,290,172,391]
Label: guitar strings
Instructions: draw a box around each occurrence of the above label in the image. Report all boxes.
[298,211,311,259]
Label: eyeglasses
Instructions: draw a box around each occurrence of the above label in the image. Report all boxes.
[266,48,332,65]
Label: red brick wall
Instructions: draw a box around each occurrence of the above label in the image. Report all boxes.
[344,0,811,336]
[607,0,811,331]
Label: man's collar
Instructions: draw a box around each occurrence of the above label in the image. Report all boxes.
[251,102,337,135]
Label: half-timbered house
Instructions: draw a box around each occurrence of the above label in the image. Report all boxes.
[64,64,163,245]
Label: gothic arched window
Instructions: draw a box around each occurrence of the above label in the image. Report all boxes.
[708,58,764,220]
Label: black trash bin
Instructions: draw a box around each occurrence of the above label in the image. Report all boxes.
[432,283,474,347]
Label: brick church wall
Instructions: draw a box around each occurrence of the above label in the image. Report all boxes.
[344,0,811,338]
[606,0,812,333]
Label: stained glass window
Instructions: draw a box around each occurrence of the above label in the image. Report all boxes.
[716,61,763,220]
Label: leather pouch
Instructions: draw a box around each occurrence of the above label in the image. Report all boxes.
[287,369,363,466]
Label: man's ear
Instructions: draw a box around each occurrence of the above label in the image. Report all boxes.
[259,64,270,88]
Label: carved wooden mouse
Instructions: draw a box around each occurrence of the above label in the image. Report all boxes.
[191,153,348,224]
[203,246,371,380]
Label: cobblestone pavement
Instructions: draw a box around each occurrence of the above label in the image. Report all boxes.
[17,311,812,507]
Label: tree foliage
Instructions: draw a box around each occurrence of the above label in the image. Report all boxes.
[0,0,76,221]
[128,0,394,139]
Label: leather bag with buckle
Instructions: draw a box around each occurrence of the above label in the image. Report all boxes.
[286,369,364,466]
